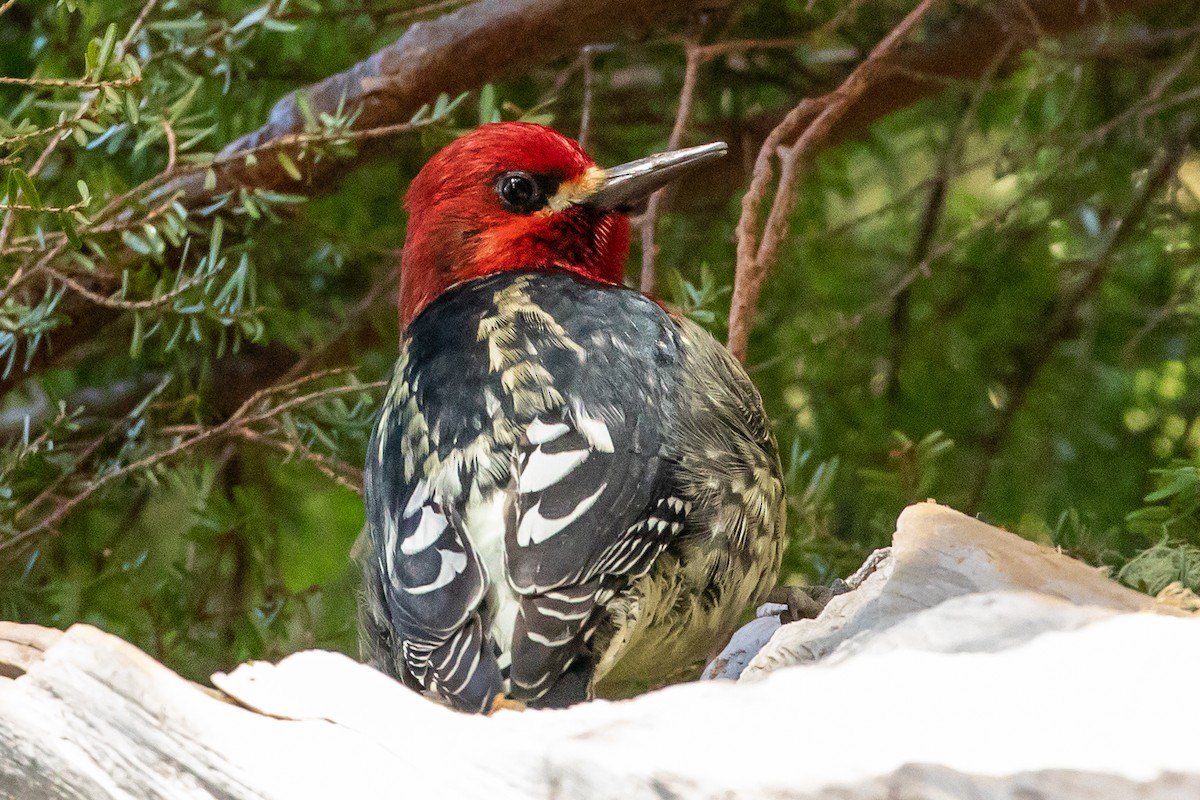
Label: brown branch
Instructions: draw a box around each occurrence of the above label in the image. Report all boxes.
[237,428,365,495]
[724,0,1170,362]
[728,0,939,362]
[0,76,141,90]
[152,0,721,210]
[0,372,385,556]
[640,38,703,295]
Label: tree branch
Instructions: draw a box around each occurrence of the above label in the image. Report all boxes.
[151,0,727,209]
[729,0,939,362]
[725,0,1171,362]
[639,36,704,295]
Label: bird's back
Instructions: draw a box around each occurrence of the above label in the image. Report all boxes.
[362,268,784,711]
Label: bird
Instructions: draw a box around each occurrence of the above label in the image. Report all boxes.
[360,121,785,713]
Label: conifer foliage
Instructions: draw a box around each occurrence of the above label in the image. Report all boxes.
[1,0,1198,678]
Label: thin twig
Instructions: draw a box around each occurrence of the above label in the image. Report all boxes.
[1,372,383,554]
[695,38,808,59]
[640,39,702,295]
[237,428,364,494]
[120,0,159,53]
[162,118,177,173]
[0,75,142,89]
[578,45,597,151]
[39,261,210,311]
[0,200,89,214]
[728,0,939,362]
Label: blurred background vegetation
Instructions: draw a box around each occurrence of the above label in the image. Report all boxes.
[2,0,1200,682]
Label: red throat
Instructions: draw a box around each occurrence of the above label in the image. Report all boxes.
[397,123,630,327]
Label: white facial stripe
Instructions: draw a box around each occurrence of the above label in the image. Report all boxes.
[545,166,606,212]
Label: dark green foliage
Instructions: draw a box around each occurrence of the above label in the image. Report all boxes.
[2,0,1200,679]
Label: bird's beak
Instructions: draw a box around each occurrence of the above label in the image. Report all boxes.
[581,141,729,212]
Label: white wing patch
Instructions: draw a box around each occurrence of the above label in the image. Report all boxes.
[571,403,614,452]
[404,548,468,595]
[404,479,430,517]
[518,448,589,493]
[401,506,448,554]
[513,412,615,546]
[526,418,570,444]
[516,482,607,546]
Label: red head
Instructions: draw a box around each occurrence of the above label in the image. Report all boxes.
[399,123,629,326]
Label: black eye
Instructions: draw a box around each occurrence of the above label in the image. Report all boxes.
[495,171,544,213]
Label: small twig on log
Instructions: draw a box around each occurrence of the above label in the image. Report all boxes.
[727,0,939,362]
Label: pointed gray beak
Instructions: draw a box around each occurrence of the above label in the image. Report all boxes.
[582,141,728,212]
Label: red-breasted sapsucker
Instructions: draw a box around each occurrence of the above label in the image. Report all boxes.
[360,122,785,713]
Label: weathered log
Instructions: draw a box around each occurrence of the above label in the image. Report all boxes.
[3,502,1199,799]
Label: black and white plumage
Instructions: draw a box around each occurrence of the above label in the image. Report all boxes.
[361,268,785,712]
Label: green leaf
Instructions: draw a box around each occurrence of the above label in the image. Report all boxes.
[92,23,118,80]
[207,216,224,269]
[121,231,152,255]
[231,4,271,34]
[276,151,302,181]
[59,213,82,248]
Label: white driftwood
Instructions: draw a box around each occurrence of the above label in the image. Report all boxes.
[737,500,1180,680]
[3,501,1200,800]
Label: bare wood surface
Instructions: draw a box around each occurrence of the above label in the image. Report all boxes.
[740,501,1188,680]
[0,622,60,680]
[4,503,1200,799]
